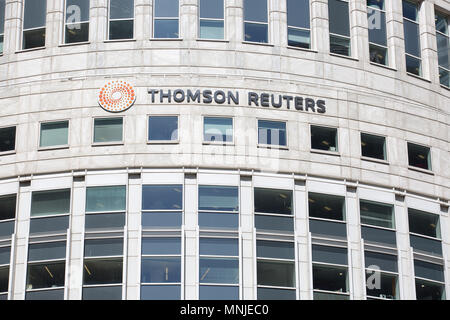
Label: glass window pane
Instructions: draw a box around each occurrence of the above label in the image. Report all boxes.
[109,20,133,40]
[405,54,421,76]
[410,234,442,256]
[0,127,16,152]
[287,0,310,29]
[66,0,90,22]
[255,214,294,232]
[366,272,398,299]
[200,20,224,39]
[199,212,238,230]
[142,185,182,210]
[93,118,123,143]
[0,0,4,35]
[257,287,296,300]
[0,267,8,292]
[23,28,46,50]
[65,22,89,43]
[28,242,66,262]
[0,247,10,265]
[369,44,388,65]
[200,285,239,300]
[83,259,123,285]
[254,188,292,215]
[311,125,338,151]
[23,0,47,29]
[84,238,123,257]
[313,264,348,292]
[142,237,181,255]
[86,186,126,212]
[204,117,233,143]
[313,291,349,300]
[141,285,180,300]
[0,221,14,238]
[85,213,125,230]
[142,212,182,228]
[361,226,397,246]
[368,9,386,46]
[199,186,238,211]
[82,285,122,300]
[244,0,267,23]
[244,22,268,43]
[257,240,295,260]
[40,121,69,147]
[25,289,64,300]
[148,116,178,141]
[27,262,65,289]
[330,34,350,56]
[258,120,286,146]
[436,33,449,69]
[360,200,394,228]
[0,35,3,54]
[308,193,345,221]
[288,28,311,49]
[200,238,238,256]
[199,258,239,284]
[31,189,71,217]
[309,219,347,238]
[414,260,444,282]
[415,279,445,300]
[312,245,347,265]
[435,13,448,34]
[200,0,223,19]
[0,195,16,221]
[367,0,385,10]
[257,260,295,287]
[364,251,397,272]
[408,209,439,238]
[408,143,431,169]
[141,257,181,283]
[154,19,179,38]
[110,0,134,19]
[154,0,179,17]
[328,0,350,36]
[29,216,70,235]
[361,133,386,160]
[402,0,417,21]
[404,19,421,57]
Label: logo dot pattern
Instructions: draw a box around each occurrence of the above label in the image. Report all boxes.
[98,81,136,112]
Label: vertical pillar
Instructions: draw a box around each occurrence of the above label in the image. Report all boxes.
[46,0,64,48]
[240,174,254,299]
[135,0,151,41]
[228,0,243,44]
[180,0,197,41]
[270,0,285,47]
[3,0,23,55]
[419,0,439,84]
[387,0,406,71]
[349,0,369,62]
[310,0,329,54]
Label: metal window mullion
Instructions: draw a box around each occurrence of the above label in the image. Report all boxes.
[23,26,46,32]
[312,261,349,268]
[288,25,310,33]
[414,276,445,285]
[329,32,351,41]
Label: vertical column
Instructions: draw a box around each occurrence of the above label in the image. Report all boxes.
[135,0,151,41]
[227,0,243,44]
[386,0,406,71]
[67,175,86,300]
[270,0,285,47]
[180,0,197,41]
[11,180,31,300]
[349,0,369,62]
[240,174,254,299]
[46,0,64,48]
[91,0,107,43]
[183,172,198,299]
[4,0,23,54]
[419,0,439,83]
[439,203,450,300]
[125,173,142,299]
[310,0,329,54]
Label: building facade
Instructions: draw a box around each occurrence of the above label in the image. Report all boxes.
[0,0,449,300]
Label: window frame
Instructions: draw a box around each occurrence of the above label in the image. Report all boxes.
[30,188,72,221]
[202,116,234,145]
[107,0,135,41]
[367,0,389,66]
[328,0,352,57]
[359,199,395,231]
[147,114,179,144]
[21,0,47,51]
[0,245,11,298]
[257,118,288,149]
[38,119,70,151]
[63,0,90,45]
[360,132,388,163]
[243,0,270,44]
[0,125,17,156]
[310,124,339,154]
[198,0,226,40]
[434,10,449,88]
[364,249,400,300]
[402,0,422,77]
[0,0,5,55]
[92,116,124,146]
[407,141,432,172]
[286,0,312,50]
[0,194,17,238]
[413,258,446,300]
[152,0,181,39]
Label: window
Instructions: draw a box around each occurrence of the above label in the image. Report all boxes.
[360,200,396,246]
[85,186,126,230]
[365,251,399,300]
[142,185,183,228]
[203,117,233,144]
[257,240,296,299]
[64,0,89,44]
[0,0,5,54]
[407,142,431,170]
[108,0,134,40]
[308,193,346,238]
[93,118,123,144]
[141,237,181,300]
[0,194,16,238]
[83,237,124,300]
[30,189,71,235]
[258,120,287,147]
[199,0,224,39]
[312,244,349,299]
[367,0,388,65]
[0,246,10,299]
[26,241,66,300]
[414,259,445,300]
[199,186,239,230]
[0,126,16,153]
[244,0,268,43]
[361,133,386,161]
[287,0,311,49]
[148,116,178,142]
[435,12,449,87]
[408,209,442,256]
[328,0,351,56]
[39,121,69,149]
[254,188,293,233]
[153,0,179,39]
[311,125,338,152]
[22,0,47,50]
[403,0,421,76]
[199,237,239,300]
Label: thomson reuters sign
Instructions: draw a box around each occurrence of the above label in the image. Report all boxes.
[98,80,136,113]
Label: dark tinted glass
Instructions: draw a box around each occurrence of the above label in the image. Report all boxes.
[364,251,397,272]
[328,0,350,36]
[110,0,134,19]
[244,23,268,43]
[0,127,16,152]
[258,120,286,146]
[257,241,295,260]
[199,186,238,211]
[109,20,133,40]
[148,116,178,141]
[244,0,267,22]
[26,289,64,300]
[414,260,444,282]
[200,285,239,300]
[23,29,46,49]
[415,279,445,300]
[85,213,125,230]
[154,19,179,38]
[141,285,180,300]
[0,267,8,292]
[65,22,89,43]
[0,195,16,221]
[203,117,233,143]
[288,28,310,48]
[435,13,448,34]
[405,54,421,75]
[313,265,348,292]
[367,0,384,10]
[142,237,181,255]
[360,200,393,228]
[361,133,386,159]
[0,221,14,238]
[314,291,349,300]
[142,212,182,228]
[27,262,65,289]
[200,238,238,256]
[28,241,66,262]
[199,212,238,230]
[84,238,123,257]
[309,219,347,238]
[154,0,179,17]
[330,34,350,56]
[29,216,70,235]
[23,0,47,29]
[369,44,388,65]
[31,189,71,217]
[366,272,398,299]
[66,0,90,22]
[404,19,421,57]
[257,260,295,287]
[408,143,430,170]
[312,245,347,265]
[142,185,183,210]
[257,287,296,300]
[367,9,386,46]
[410,234,442,256]
[402,0,417,21]
[0,0,4,35]
[141,257,181,283]
[82,285,122,300]
[309,193,345,221]
[254,188,292,215]
[436,33,449,69]
[83,259,123,285]
[255,214,294,232]
[287,0,310,29]
[311,126,338,151]
[361,226,397,246]
[200,0,223,19]
[0,247,10,265]
[199,258,239,284]
[408,209,439,238]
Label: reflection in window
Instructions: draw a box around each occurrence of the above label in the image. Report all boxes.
[109,0,134,40]
[148,116,178,142]
[311,125,338,152]
[22,0,47,49]
[142,185,183,228]
[199,0,224,39]
[360,200,395,246]
[244,0,268,43]
[435,12,449,87]
[93,118,123,144]
[0,126,16,153]
[86,185,126,213]
[361,133,386,160]
[414,260,445,300]
[254,188,293,233]
[0,246,10,299]
[328,0,351,56]
[64,0,90,43]
[153,0,179,38]
[367,0,388,65]
[402,0,421,75]
[408,209,442,256]
[82,258,123,299]
[0,194,16,238]
[39,121,69,148]
[258,120,287,146]
[203,117,233,143]
[0,0,4,54]
[407,142,431,170]
[365,251,399,299]
[287,0,311,49]
[199,186,238,230]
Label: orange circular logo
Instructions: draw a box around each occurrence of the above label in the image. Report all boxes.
[98,80,136,112]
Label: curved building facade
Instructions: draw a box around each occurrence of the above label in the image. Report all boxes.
[0,0,449,300]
